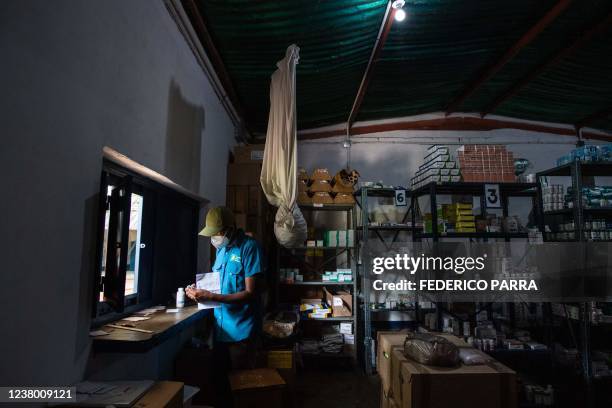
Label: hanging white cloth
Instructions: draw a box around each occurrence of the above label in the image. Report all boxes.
[260,44,307,248]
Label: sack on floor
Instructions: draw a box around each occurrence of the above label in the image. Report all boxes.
[403,332,460,367]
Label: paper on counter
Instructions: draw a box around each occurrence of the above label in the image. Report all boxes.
[196,272,221,309]
[166,308,179,313]
[134,305,165,316]
[121,316,151,322]
[89,330,109,337]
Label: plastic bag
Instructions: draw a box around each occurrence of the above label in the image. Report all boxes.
[274,204,307,248]
[458,348,490,365]
[403,332,460,367]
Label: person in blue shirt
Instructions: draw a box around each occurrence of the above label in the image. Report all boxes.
[186,206,264,408]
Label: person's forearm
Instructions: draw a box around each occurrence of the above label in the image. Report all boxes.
[211,290,255,304]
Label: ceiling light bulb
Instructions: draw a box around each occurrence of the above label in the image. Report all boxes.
[394,8,406,22]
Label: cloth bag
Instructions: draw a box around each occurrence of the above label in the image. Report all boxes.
[260,44,307,248]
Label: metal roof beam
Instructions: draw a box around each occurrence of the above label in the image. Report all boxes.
[346,1,394,134]
[482,13,612,117]
[299,117,612,142]
[445,0,573,115]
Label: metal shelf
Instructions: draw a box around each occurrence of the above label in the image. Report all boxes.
[358,224,422,231]
[299,204,354,211]
[537,161,612,177]
[417,232,528,239]
[283,246,354,250]
[276,201,358,362]
[544,208,612,216]
[302,316,354,321]
[300,351,355,358]
[411,181,537,197]
[536,160,612,388]
[354,187,404,197]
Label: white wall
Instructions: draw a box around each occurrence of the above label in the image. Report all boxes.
[0,0,235,386]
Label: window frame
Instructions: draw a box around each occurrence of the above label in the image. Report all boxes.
[92,159,200,326]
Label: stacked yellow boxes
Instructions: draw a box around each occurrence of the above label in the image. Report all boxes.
[445,203,475,232]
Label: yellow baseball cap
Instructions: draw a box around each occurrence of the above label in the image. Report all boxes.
[199,206,235,236]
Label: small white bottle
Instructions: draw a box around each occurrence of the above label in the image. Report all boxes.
[176,288,185,308]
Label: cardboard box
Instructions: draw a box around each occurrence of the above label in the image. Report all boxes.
[248,185,259,214]
[390,334,473,405]
[133,381,183,408]
[235,213,247,230]
[376,330,409,396]
[338,231,347,247]
[340,322,353,335]
[174,348,215,406]
[228,163,262,186]
[381,383,391,408]
[380,384,391,408]
[312,192,334,204]
[260,350,297,408]
[230,368,285,408]
[311,168,332,181]
[323,287,352,317]
[298,191,312,204]
[310,179,332,192]
[397,358,517,408]
[234,145,265,164]
[266,350,294,370]
[391,348,409,405]
[234,186,248,213]
[227,185,236,209]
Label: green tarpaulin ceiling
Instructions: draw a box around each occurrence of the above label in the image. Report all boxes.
[191,0,612,134]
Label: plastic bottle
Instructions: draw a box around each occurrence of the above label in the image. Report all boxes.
[176,288,185,308]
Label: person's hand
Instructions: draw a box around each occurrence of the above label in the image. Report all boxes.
[186,287,215,302]
[185,285,198,300]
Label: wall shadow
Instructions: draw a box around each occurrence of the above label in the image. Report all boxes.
[165,79,205,192]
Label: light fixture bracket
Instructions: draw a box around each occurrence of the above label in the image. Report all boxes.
[392,0,405,10]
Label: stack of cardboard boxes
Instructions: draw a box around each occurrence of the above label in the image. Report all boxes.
[227,145,273,245]
[423,202,475,234]
[298,287,353,319]
[298,168,356,205]
[458,145,516,183]
[445,202,476,233]
[377,331,517,408]
[411,146,462,189]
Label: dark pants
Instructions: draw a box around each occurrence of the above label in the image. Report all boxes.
[212,337,258,408]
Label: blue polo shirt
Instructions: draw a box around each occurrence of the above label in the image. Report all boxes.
[212,230,263,342]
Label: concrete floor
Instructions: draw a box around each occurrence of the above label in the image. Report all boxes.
[293,369,380,408]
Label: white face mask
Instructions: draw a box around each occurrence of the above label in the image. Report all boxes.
[211,235,229,249]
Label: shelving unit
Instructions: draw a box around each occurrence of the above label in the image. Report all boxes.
[411,182,537,338]
[275,203,358,363]
[354,187,420,374]
[411,181,538,242]
[536,161,612,398]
